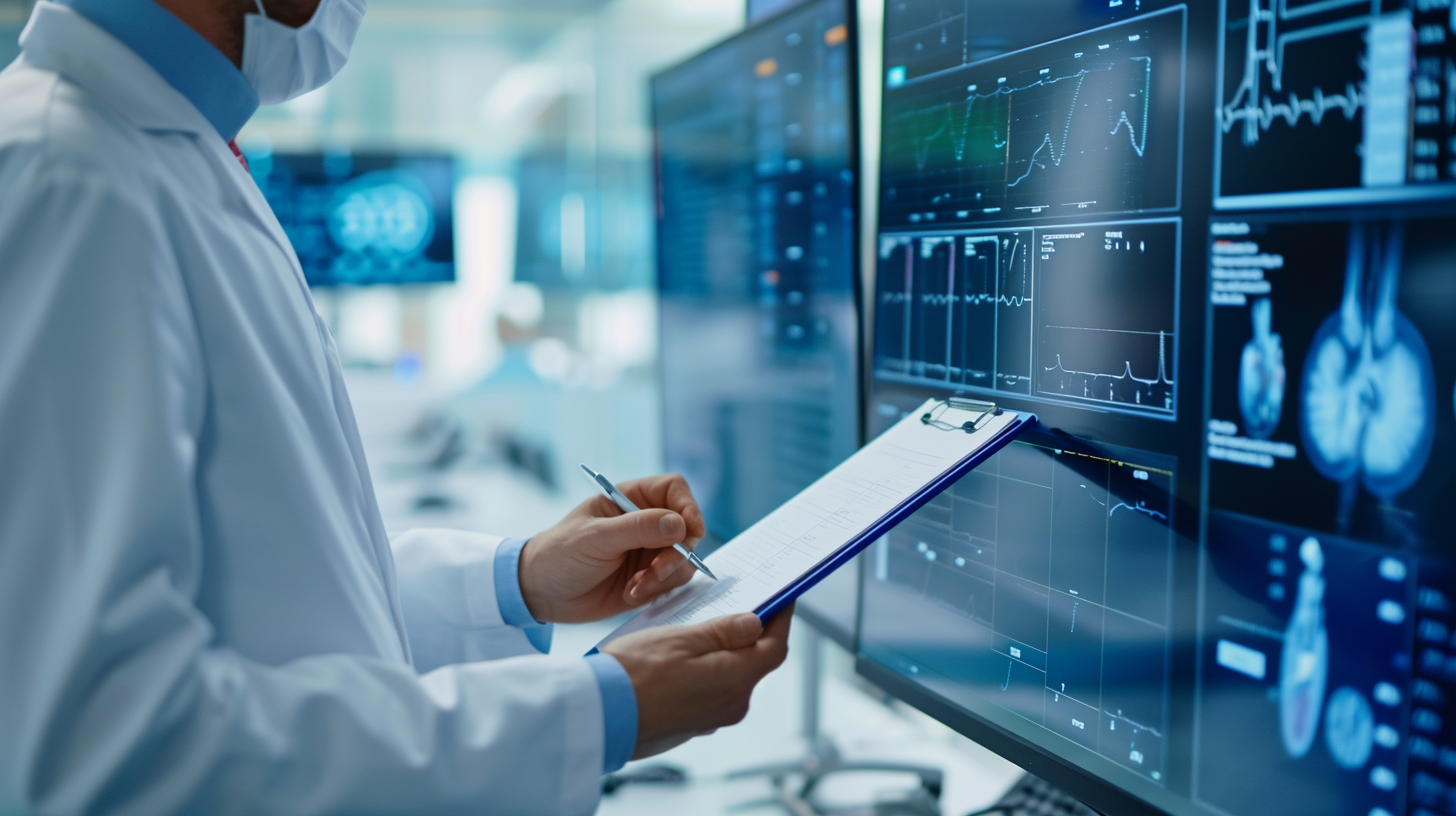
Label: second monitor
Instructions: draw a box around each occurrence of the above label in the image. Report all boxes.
[652,0,862,639]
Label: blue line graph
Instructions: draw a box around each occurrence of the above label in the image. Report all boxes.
[1041,329,1175,405]
[1212,0,1456,203]
[1081,484,1171,522]
[1219,0,1371,148]
[905,55,1156,189]
[1110,501,1170,522]
[879,8,1183,226]
[1005,56,1154,187]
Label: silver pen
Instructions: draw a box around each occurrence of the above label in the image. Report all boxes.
[580,464,717,581]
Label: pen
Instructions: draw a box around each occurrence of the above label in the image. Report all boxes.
[580,464,718,581]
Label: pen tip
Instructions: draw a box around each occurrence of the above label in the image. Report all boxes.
[693,556,718,581]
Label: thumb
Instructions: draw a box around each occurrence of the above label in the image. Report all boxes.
[676,613,763,656]
[593,509,687,555]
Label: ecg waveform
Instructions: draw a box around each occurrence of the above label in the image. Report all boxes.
[1219,0,1371,147]
[879,8,1183,227]
[1214,0,1456,201]
[874,230,1034,394]
[1034,222,1179,416]
[1041,329,1175,409]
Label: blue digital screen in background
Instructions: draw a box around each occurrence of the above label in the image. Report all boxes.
[248,150,456,287]
[653,0,860,641]
[747,0,810,22]
[860,1,1456,815]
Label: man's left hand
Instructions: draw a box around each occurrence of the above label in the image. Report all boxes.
[517,473,707,623]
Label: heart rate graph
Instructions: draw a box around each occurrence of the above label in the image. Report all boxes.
[878,8,1184,228]
[875,230,1035,395]
[1215,0,1456,205]
[1035,221,1179,415]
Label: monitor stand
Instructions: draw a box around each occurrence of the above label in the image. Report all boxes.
[727,626,944,815]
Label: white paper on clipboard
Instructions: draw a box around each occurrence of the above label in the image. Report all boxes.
[595,398,1028,649]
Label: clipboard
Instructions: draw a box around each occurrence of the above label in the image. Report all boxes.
[593,397,1035,650]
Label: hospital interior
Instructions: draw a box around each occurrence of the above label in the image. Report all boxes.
[3,0,1456,813]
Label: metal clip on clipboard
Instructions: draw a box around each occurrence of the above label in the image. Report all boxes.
[920,397,1002,433]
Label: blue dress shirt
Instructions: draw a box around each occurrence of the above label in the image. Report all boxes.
[56,0,639,776]
[58,0,258,141]
[495,539,638,773]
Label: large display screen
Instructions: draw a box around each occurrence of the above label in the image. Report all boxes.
[859,2,1456,815]
[247,150,456,288]
[653,0,861,640]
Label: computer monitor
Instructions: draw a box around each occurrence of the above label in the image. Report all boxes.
[858,2,1456,816]
[248,149,456,287]
[652,0,862,648]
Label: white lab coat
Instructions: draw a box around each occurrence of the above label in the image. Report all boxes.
[0,5,606,815]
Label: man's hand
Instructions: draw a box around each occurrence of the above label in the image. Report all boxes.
[518,473,706,623]
[603,608,792,759]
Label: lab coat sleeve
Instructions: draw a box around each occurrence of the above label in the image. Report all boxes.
[392,533,638,773]
[389,530,551,670]
[0,162,605,816]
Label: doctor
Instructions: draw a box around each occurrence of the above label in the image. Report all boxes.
[0,0,790,814]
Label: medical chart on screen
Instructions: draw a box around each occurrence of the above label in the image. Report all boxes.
[595,399,1026,648]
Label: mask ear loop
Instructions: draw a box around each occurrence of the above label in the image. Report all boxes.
[252,0,269,18]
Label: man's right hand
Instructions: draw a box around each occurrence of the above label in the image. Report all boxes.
[602,608,793,759]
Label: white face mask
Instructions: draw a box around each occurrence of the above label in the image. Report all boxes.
[241,0,367,106]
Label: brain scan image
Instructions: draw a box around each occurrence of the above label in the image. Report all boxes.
[329,170,436,264]
[1300,224,1437,518]
[1239,298,1286,439]
[1280,536,1328,759]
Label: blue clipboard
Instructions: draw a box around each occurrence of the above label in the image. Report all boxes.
[752,408,1035,623]
[587,400,1036,654]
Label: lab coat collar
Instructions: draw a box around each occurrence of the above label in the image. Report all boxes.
[19,2,237,142]
[54,0,260,142]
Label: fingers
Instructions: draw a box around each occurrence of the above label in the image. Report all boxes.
[624,550,695,605]
[619,474,707,546]
[590,507,687,559]
[675,613,763,656]
[759,603,794,644]
[752,604,793,670]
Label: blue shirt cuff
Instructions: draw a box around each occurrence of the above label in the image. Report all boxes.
[586,653,639,773]
[492,538,553,654]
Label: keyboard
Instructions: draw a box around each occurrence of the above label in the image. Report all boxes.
[969,773,1102,816]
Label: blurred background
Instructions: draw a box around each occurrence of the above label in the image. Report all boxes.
[0,0,879,545]
[1,0,887,532]
[0,0,885,532]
